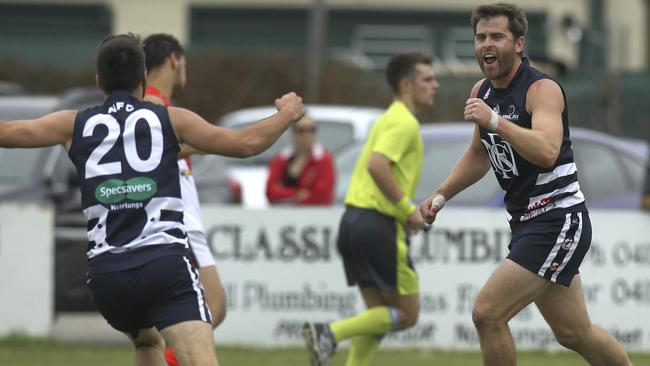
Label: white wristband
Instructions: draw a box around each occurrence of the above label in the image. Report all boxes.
[431,193,446,210]
[488,110,499,131]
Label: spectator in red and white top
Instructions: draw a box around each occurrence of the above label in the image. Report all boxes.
[266,115,335,205]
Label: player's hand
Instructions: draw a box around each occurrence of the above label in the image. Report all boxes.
[405,209,426,236]
[464,98,493,128]
[275,92,305,122]
[419,193,446,225]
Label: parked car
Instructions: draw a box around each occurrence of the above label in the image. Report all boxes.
[218,104,384,207]
[0,95,61,202]
[0,81,27,96]
[335,122,649,209]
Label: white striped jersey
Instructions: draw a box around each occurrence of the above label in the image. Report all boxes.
[68,91,189,272]
[477,58,586,222]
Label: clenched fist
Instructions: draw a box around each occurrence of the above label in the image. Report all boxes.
[275,92,305,123]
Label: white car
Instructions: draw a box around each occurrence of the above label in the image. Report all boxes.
[207,105,384,208]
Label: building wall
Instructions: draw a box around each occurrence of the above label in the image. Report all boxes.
[0,0,646,71]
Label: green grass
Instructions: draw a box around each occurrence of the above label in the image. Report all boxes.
[2,335,650,365]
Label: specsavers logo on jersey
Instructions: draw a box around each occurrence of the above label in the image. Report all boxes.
[95,177,158,204]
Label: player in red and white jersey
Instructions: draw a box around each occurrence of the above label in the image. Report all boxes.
[143,33,226,366]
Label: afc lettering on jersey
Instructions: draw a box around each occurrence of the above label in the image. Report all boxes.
[68,91,188,273]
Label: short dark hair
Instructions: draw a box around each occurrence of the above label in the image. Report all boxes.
[385,52,433,95]
[471,3,528,40]
[96,33,145,94]
[142,33,185,71]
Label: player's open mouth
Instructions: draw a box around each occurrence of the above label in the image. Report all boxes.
[483,53,497,65]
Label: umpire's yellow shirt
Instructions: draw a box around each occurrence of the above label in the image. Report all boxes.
[344,100,424,222]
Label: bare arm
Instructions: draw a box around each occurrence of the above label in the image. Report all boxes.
[437,80,492,200]
[144,93,206,158]
[0,110,76,149]
[465,79,564,168]
[367,152,404,203]
[170,92,303,158]
[178,143,204,159]
[368,151,425,232]
[420,80,491,223]
[436,126,492,200]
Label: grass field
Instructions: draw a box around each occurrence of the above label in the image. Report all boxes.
[2,336,650,365]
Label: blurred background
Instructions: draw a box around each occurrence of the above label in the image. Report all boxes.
[1,0,650,363]
[0,0,648,141]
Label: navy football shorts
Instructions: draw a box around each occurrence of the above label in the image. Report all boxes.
[508,210,591,287]
[87,253,212,338]
[337,206,419,295]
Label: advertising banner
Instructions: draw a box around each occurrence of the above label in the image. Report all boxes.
[202,206,650,350]
[0,203,54,336]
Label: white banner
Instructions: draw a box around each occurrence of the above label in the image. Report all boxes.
[202,206,650,351]
[0,203,54,336]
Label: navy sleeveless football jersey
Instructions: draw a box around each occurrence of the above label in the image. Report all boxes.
[477,58,586,222]
[68,91,188,272]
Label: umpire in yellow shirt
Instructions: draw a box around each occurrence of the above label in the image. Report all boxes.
[303,52,439,366]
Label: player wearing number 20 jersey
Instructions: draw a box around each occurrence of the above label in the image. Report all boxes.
[69,91,189,274]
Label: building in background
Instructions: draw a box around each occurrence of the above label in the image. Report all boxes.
[0,0,647,73]
[0,0,648,142]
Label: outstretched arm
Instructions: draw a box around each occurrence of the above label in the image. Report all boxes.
[0,110,77,148]
[170,92,304,158]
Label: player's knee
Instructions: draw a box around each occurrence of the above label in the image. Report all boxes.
[471,302,500,329]
[401,312,418,329]
[552,325,587,350]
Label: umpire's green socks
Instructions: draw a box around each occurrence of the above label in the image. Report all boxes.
[345,335,382,366]
[329,306,397,342]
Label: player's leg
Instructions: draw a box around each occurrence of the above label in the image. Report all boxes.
[304,208,420,366]
[535,275,631,365]
[329,208,419,340]
[344,287,388,366]
[149,254,217,366]
[188,230,227,328]
[160,320,219,366]
[164,232,225,365]
[341,287,420,366]
[198,265,227,328]
[128,328,167,366]
[534,211,631,365]
[472,259,550,366]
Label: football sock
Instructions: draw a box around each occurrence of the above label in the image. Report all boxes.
[345,335,382,366]
[329,306,398,342]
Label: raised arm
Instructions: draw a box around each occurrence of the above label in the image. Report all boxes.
[0,110,77,149]
[464,79,564,168]
[506,79,563,167]
[169,92,304,158]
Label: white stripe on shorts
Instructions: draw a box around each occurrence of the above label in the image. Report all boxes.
[551,212,583,282]
[537,213,572,277]
[183,257,210,322]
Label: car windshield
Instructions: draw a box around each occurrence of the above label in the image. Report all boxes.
[227,120,355,165]
[0,97,58,186]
